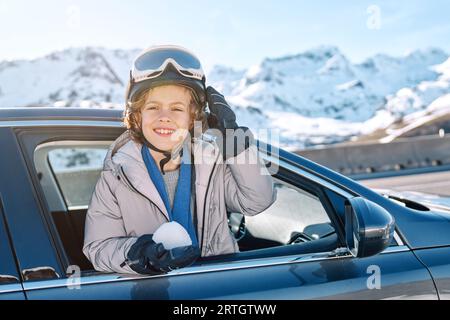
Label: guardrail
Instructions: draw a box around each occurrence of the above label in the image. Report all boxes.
[295,134,450,179]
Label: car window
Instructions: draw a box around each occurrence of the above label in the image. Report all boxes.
[34,142,112,271]
[47,148,108,208]
[233,178,335,251]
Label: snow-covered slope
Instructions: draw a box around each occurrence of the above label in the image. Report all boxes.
[1,46,449,150]
[0,47,140,109]
[216,46,449,149]
[384,55,450,118]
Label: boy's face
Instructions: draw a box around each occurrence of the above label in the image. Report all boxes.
[140,84,192,152]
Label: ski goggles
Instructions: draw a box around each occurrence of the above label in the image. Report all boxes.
[130,45,205,83]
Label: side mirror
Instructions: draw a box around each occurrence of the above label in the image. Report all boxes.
[345,197,395,258]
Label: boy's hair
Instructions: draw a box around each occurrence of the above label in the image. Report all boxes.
[123,85,207,145]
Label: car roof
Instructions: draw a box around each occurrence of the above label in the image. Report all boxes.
[0,107,123,122]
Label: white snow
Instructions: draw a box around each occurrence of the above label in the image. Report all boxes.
[381,94,450,143]
[152,221,192,249]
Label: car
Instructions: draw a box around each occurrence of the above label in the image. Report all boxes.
[0,107,449,300]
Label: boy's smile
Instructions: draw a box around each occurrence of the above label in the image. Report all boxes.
[141,84,192,152]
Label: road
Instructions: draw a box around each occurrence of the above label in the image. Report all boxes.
[359,170,450,197]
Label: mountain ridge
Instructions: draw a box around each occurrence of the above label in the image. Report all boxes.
[1,45,448,149]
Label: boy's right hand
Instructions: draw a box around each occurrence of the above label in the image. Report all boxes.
[124,234,200,275]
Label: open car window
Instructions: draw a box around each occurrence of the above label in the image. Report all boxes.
[217,173,342,265]
[237,179,332,249]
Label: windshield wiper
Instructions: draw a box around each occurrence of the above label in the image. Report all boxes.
[387,195,430,211]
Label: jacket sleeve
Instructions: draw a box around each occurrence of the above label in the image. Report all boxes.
[224,145,277,216]
[83,171,139,274]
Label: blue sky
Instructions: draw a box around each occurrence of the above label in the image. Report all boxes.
[1,0,449,73]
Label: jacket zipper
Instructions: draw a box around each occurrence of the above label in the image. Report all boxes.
[200,154,220,255]
[118,166,169,223]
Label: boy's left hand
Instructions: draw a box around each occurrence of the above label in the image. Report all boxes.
[205,86,254,159]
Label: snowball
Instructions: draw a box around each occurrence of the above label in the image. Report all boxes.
[152,222,192,250]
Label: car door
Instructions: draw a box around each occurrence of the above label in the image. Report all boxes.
[0,126,63,300]
[0,194,25,300]
[11,122,439,300]
[414,246,450,299]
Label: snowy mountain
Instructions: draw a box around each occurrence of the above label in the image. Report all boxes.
[0,47,140,109]
[378,57,450,142]
[0,45,449,150]
[219,46,449,149]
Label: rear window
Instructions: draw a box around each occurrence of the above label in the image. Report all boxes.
[47,148,107,208]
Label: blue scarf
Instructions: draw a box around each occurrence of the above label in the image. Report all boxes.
[141,142,198,248]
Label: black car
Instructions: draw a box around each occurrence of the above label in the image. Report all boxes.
[1,107,449,300]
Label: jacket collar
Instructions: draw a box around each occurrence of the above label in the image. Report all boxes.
[103,130,221,220]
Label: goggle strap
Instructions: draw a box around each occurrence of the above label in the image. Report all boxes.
[143,137,184,175]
